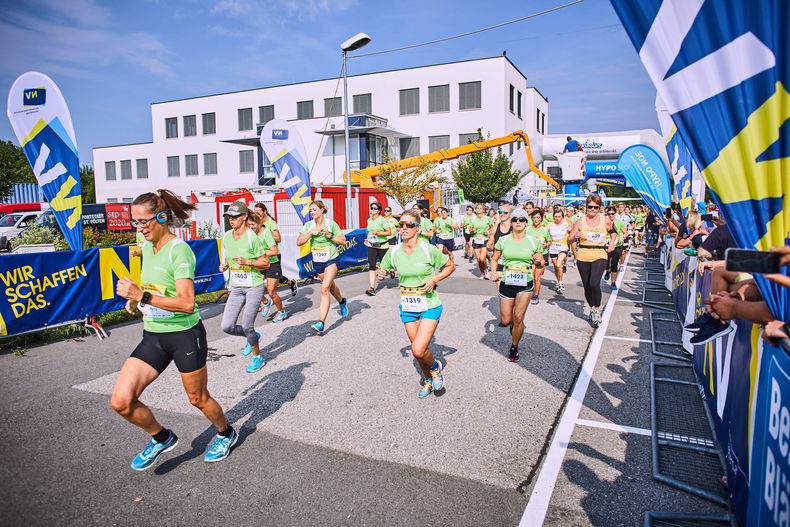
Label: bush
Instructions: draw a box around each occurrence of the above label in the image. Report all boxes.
[10,225,63,249]
[197,221,221,239]
[97,230,136,247]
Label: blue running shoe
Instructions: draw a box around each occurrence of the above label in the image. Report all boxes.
[611,283,618,291]
[338,298,348,317]
[243,331,261,357]
[272,311,287,323]
[311,321,324,334]
[246,354,265,373]
[430,361,444,391]
[131,431,178,471]
[418,378,433,399]
[204,428,238,463]
[261,298,273,318]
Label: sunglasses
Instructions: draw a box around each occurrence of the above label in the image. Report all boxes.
[587,205,600,210]
[384,209,391,212]
[399,221,419,228]
[607,212,616,216]
[497,210,509,214]
[512,217,528,223]
[370,207,380,211]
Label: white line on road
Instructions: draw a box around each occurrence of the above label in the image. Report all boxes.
[520,249,632,527]
[602,335,650,343]
[576,418,652,437]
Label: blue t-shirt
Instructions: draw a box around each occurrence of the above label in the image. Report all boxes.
[564,140,580,152]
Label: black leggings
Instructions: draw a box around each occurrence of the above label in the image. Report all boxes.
[577,259,607,307]
[606,246,623,273]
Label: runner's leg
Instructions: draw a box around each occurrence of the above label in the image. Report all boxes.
[511,291,532,346]
[403,318,440,378]
[110,358,162,434]
[180,366,229,432]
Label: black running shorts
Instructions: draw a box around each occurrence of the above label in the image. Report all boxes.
[264,260,282,280]
[498,280,535,299]
[131,321,208,374]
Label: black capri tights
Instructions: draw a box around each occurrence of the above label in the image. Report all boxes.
[606,246,623,273]
[577,258,607,307]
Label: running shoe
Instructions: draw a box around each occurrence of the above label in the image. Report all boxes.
[290,279,298,297]
[204,428,238,463]
[246,354,265,373]
[390,270,395,279]
[558,283,565,293]
[684,312,713,333]
[508,346,519,362]
[131,431,178,471]
[418,378,433,398]
[311,321,324,334]
[604,271,611,282]
[480,274,486,280]
[365,288,376,296]
[531,295,539,305]
[339,298,348,317]
[611,283,618,291]
[430,361,444,391]
[272,311,287,323]
[243,331,261,357]
[689,319,736,345]
[563,265,567,274]
[572,260,577,269]
[590,308,601,327]
[261,298,273,318]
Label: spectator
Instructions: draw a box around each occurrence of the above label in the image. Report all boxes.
[563,136,582,153]
[676,210,709,249]
[697,213,736,261]
[645,209,661,256]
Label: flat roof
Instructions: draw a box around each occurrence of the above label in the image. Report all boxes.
[153,55,528,105]
[527,86,549,102]
[93,141,153,150]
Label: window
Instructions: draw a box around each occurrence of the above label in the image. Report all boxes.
[238,108,253,131]
[399,88,419,115]
[459,81,481,110]
[204,153,217,175]
[167,156,180,178]
[122,198,133,204]
[296,100,314,120]
[202,112,216,135]
[428,85,449,113]
[517,91,522,119]
[459,133,478,145]
[541,112,545,135]
[509,84,515,113]
[107,198,118,204]
[185,154,198,176]
[105,161,116,181]
[324,97,342,117]
[429,135,450,152]
[136,158,148,179]
[165,117,178,138]
[258,105,274,125]
[509,143,514,156]
[183,115,197,136]
[353,93,371,114]
[536,109,541,133]
[120,160,132,180]
[399,137,419,159]
[239,150,254,173]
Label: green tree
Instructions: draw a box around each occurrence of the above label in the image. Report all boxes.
[80,165,96,203]
[452,130,521,204]
[597,185,639,199]
[375,155,447,209]
[0,140,35,200]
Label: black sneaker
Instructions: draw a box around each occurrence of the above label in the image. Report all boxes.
[685,312,713,333]
[290,279,298,297]
[689,318,736,345]
[508,346,519,362]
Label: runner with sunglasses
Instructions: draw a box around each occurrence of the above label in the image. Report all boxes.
[491,208,544,362]
[460,205,476,261]
[413,203,434,244]
[527,209,551,304]
[433,206,458,255]
[548,209,570,293]
[297,200,349,334]
[382,206,398,246]
[568,194,617,326]
[604,206,627,291]
[365,202,392,296]
[470,203,495,279]
[376,210,456,398]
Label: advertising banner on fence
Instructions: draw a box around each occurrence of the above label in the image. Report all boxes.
[0,239,225,337]
[617,144,671,221]
[295,229,367,279]
[260,119,312,225]
[7,72,83,251]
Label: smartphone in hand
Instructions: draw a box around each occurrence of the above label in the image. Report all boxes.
[725,248,781,274]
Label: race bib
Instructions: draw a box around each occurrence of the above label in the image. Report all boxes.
[586,231,606,244]
[473,236,485,245]
[504,266,529,286]
[439,232,453,240]
[367,233,379,243]
[140,283,174,319]
[400,286,428,312]
[550,242,565,253]
[312,247,331,263]
[229,264,253,287]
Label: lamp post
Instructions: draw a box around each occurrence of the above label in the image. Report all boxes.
[341,32,371,230]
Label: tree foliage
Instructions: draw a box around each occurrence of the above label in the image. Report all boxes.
[451,130,522,204]
[0,140,35,200]
[80,165,96,204]
[374,155,447,209]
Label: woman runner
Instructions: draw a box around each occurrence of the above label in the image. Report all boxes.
[112,190,237,470]
[296,200,349,334]
[604,206,627,291]
[567,194,617,326]
[253,203,298,304]
[382,205,399,279]
[491,208,545,362]
[246,211,288,323]
[526,209,551,304]
[219,202,270,373]
[548,209,571,293]
[460,205,476,261]
[433,207,458,255]
[376,210,456,398]
[413,203,435,243]
[469,203,495,279]
[365,201,392,295]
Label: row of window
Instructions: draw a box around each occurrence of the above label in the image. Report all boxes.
[399,133,480,158]
[104,159,149,181]
[165,113,216,139]
[105,151,262,180]
[508,85,523,118]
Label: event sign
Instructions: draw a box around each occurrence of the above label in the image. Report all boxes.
[656,93,702,217]
[260,119,312,225]
[7,72,82,250]
[295,229,367,279]
[617,144,672,220]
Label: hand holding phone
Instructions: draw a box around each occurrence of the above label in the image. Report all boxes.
[725,248,782,274]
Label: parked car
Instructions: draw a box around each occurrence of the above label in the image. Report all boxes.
[0,211,44,251]
[0,202,44,219]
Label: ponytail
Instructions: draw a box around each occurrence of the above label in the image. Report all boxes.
[132,189,196,225]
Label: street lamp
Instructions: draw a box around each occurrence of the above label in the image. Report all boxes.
[341,32,371,230]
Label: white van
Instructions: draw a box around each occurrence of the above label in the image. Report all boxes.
[0,211,44,251]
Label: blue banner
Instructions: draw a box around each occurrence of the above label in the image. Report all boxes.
[617,144,671,220]
[665,126,698,218]
[260,119,312,225]
[585,161,622,177]
[0,239,225,337]
[295,229,368,279]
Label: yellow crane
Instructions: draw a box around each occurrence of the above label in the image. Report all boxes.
[343,130,560,191]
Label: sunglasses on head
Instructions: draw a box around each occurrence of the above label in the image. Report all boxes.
[399,221,419,228]
[512,217,528,223]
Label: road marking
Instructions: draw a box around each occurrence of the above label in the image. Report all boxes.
[520,249,631,527]
[576,418,652,437]
[602,335,650,343]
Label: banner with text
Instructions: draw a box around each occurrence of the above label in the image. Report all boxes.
[260,120,312,225]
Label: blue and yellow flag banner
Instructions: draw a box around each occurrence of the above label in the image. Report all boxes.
[617,144,671,220]
[260,119,312,224]
[7,72,82,251]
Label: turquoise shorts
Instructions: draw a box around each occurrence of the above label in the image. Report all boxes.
[399,304,443,324]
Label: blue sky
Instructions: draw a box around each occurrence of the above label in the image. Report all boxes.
[0,0,659,167]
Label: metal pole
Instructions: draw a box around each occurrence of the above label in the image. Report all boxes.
[342,50,354,229]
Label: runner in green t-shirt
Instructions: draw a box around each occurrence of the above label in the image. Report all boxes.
[365,202,393,296]
[377,209,455,399]
[247,212,288,323]
[252,203,299,298]
[604,206,627,290]
[490,207,545,362]
[526,209,551,304]
[470,203,495,279]
[460,205,476,261]
[382,206,399,246]
[296,200,349,334]
[412,203,434,243]
[433,207,458,255]
[114,189,237,470]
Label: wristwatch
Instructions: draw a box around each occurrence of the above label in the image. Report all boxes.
[140,291,152,306]
[783,322,790,340]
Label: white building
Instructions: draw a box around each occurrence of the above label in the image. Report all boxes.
[93,55,549,204]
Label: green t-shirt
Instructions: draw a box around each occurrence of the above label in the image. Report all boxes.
[263,218,279,239]
[635,213,645,227]
[301,218,342,260]
[527,225,551,254]
[469,215,494,240]
[495,234,541,281]
[460,214,475,233]
[571,213,583,225]
[139,237,201,333]
[257,227,279,263]
[613,219,627,247]
[136,232,146,246]
[433,217,455,239]
[366,215,391,245]
[418,217,434,243]
[379,240,449,309]
[222,228,265,288]
[384,216,399,238]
